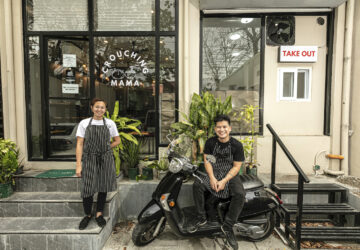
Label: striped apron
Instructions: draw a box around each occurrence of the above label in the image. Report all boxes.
[199,140,233,199]
[81,118,117,198]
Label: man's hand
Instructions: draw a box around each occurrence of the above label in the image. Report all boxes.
[210,176,218,191]
[216,179,226,192]
[76,163,82,177]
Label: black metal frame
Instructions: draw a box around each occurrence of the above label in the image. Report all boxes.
[267,123,310,250]
[22,0,179,160]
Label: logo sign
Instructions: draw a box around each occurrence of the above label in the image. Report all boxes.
[63,54,77,68]
[62,84,79,94]
[279,46,318,62]
[101,50,150,87]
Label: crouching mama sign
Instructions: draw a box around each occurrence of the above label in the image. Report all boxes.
[279,46,318,62]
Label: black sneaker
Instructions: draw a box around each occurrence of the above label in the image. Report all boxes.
[221,225,238,250]
[79,215,92,230]
[187,216,207,233]
[95,215,106,227]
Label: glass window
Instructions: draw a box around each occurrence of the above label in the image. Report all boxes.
[26,0,88,31]
[201,17,261,133]
[94,37,156,157]
[94,0,155,31]
[27,37,43,158]
[47,38,90,98]
[160,37,176,143]
[278,68,311,101]
[160,0,175,31]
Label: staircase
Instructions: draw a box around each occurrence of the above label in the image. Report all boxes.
[266,124,360,249]
[272,183,360,246]
[0,175,120,250]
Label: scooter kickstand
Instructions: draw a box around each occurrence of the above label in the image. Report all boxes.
[214,237,231,250]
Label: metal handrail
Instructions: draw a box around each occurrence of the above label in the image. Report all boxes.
[266,123,310,250]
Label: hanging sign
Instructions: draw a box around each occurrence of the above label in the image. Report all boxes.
[63,54,77,67]
[279,46,318,62]
[62,84,79,94]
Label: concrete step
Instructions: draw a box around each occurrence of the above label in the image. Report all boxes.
[0,192,116,217]
[0,217,114,250]
[14,176,81,192]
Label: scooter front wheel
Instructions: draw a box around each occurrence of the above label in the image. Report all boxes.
[132,218,166,246]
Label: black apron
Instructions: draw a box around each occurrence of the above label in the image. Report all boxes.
[81,118,117,198]
[200,140,233,199]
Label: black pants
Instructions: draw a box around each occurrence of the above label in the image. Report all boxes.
[193,175,245,228]
[83,192,107,215]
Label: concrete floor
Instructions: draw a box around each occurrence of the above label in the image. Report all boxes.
[103,221,291,250]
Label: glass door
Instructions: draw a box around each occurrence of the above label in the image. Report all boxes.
[45,37,90,158]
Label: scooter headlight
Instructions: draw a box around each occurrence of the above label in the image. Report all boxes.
[169,158,183,173]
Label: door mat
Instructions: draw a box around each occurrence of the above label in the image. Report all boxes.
[35,169,76,178]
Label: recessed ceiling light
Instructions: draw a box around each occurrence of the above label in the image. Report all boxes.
[241,18,254,24]
[232,52,240,57]
[229,33,241,40]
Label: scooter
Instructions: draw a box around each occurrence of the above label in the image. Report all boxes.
[132,137,282,248]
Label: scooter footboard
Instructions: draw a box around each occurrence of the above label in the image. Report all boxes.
[138,199,164,224]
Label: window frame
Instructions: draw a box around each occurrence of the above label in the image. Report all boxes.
[277,67,312,102]
[22,0,178,160]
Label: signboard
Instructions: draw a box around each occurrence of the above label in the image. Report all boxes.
[63,54,77,67]
[279,46,318,62]
[62,84,79,94]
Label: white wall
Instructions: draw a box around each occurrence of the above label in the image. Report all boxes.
[258,16,331,175]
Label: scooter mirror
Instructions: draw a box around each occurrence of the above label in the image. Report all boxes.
[206,155,216,164]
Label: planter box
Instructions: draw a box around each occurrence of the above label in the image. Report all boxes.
[0,182,13,198]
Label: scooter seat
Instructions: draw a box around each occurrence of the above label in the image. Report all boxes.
[239,174,264,190]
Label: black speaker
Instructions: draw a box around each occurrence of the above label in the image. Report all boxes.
[266,16,295,46]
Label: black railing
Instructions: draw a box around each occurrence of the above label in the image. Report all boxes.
[266,124,310,250]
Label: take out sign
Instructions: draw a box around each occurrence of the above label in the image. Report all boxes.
[279,46,318,62]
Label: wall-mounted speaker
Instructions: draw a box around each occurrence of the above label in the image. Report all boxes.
[266,16,295,46]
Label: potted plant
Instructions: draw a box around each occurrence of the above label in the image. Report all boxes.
[121,140,141,180]
[147,156,169,180]
[137,159,154,181]
[105,101,141,176]
[0,139,20,198]
[171,92,233,164]
[237,104,260,176]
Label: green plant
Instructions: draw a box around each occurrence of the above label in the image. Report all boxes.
[0,139,20,184]
[237,104,260,169]
[148,157,169,171]
[171,92,233,163]
[121,140,141,169]
[105,101,141,175]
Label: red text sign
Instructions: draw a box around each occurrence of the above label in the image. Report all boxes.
[279,46,318,62]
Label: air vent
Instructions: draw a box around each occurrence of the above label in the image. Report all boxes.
[266,16,295,46]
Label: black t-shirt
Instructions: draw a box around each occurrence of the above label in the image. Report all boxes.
[203,136,245,162]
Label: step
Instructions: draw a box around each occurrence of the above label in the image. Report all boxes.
[0,192,117,217]
[14,176,81,192]
[287,226,360,241]
[281,203,360,215]
[0,217,114,250]
[272,183,347,194]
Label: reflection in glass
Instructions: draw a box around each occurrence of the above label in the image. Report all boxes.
[47,39,90,98]
[49,99,89,156]
[94,37,156,156]
[160,37,176,143]
[95,0,155,31]
[160,0,175,31]
[202,17,261,133]
[26,0,88,31]
[28,36,43,158]
[283,72,294,97]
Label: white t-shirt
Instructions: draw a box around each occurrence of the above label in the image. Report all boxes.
[76,118,119,139]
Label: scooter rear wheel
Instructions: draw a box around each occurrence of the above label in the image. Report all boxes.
[244,211,275,242]
[132,219,166,246]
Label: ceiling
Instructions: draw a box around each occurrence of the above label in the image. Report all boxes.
[200,0,347,10]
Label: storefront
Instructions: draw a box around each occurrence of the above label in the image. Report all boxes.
[2,0,360,177]
[23,0,177,160]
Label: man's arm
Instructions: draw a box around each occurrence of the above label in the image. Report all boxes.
[216,161,242,192]
[204,153,218,191]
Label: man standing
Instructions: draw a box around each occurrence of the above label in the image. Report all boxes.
[189,114,245,250]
